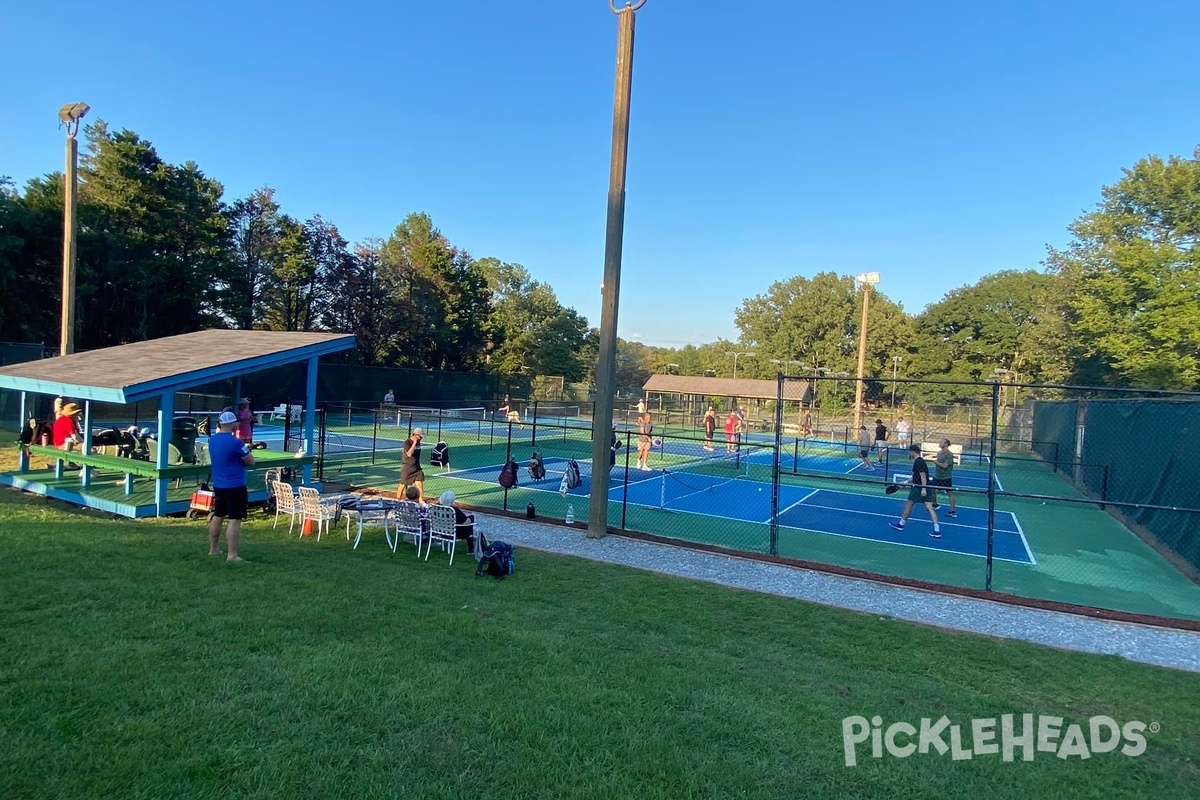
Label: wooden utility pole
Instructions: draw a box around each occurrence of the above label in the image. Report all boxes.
[589,1,645,539]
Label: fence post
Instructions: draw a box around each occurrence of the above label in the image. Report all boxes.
[769,373,784,556]
[985,382,1000,592]
[621,429,632,529]
[503,421,513,511]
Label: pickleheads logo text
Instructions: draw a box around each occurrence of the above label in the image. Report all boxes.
[842,714,1155,767]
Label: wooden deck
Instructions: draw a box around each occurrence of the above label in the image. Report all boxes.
[2,449,313,518]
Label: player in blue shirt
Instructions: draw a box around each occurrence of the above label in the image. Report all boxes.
[208,411,255,562]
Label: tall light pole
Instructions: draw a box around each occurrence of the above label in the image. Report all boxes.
[725,351,756,377]
[58,102,89,356]
[589,0,646,540]
[852,272,880,430]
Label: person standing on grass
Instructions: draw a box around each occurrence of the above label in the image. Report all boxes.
[398,426,426,502]
[208,411,254,562]
[931,438,958,518]
[703,406,716,451]
[896,416,911,448]
[874,418,889,465]
[889,443,941,538]
[856,425,875,470]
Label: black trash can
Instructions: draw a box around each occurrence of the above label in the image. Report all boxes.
[171,417,198,463]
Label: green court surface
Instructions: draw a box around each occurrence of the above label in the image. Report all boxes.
[315,419,1200,623]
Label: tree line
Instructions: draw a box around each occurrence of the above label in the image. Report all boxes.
[0,121,592,383]
[2,122,1196,400]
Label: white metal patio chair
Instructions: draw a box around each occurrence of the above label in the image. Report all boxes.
[426,504,458,566]
[396,500,426,558]
[272,480,302,536]
[298,486,339,541]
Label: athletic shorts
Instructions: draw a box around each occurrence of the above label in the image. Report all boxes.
[930,477,953,488]
[908,484,936,505]
[400,468,425,485]
[859,449,870,459]
[213,486,249,520]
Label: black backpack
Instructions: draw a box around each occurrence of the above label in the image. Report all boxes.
[476,538,516,579]
[565,459,582,490]
[430,441,450,467]
[498,459,518,489]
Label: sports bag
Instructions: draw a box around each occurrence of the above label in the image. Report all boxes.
[498,459,518,489]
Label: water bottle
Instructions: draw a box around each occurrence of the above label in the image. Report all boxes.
[526,503,536,519]
[565,504,574,525]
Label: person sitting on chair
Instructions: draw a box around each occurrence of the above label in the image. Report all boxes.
[438,490,476,551]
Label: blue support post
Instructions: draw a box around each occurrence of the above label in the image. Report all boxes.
[124,472,135,495]
[17,392,29,472]
[303,356,318,485]
[81,400,93,488]
[155,392,175,516]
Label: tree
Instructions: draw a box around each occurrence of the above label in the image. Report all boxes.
[379,213,493,371]
[478,257,589,381]
[910,270,1060,389]
[734,271,912,390]
[74,121,233,347]
[1047,147,1200,389]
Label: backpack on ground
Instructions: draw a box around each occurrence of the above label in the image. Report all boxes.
[430,441,450,468]
[498,459,519,489]
[529,451,546,480]
[475,538,516,579]
[565,459,582,490]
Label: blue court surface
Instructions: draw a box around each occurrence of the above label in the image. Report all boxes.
[447,456,1034,565]
[654,437,1002,491]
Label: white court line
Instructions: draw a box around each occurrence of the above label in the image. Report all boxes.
[768,488,820,523]
[1011,512,1036,565]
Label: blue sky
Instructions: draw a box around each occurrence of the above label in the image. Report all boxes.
[3,0,1199,347]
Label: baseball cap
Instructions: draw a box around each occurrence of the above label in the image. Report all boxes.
[412,427,424,436]
[218,411,238,425]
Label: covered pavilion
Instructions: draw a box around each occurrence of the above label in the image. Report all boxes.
[0,330,355,517]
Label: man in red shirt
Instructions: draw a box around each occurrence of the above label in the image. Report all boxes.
[52,402,83,451]
[724,410,738,453]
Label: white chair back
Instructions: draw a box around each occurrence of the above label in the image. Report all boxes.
[427,504,458,565]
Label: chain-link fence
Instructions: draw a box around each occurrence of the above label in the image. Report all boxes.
[305,378,1200,626]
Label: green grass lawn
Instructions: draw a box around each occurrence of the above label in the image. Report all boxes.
[2,446,1199,798]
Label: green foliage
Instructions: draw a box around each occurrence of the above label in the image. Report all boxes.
[1048,147,1200,390]
[909,270,1060,400]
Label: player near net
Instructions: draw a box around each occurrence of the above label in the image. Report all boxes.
[636,410,653,471]
[497,395,522,428]
[888,443,942,539]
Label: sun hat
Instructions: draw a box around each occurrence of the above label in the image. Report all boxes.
[60,402,81,416]
[218,411,238,425]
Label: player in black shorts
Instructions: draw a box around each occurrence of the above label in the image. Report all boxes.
[888,444,941,538]
[930,438,958,517]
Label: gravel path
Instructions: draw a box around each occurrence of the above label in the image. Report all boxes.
[475,512,1200,674]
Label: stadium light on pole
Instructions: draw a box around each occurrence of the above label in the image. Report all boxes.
[725,351,756,377]
[589,0,646,540]
[58,101,89,356]
[853,272,880,430]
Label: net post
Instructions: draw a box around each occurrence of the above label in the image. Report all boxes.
[437,400,443,442]
[371,404,378,465]
[531,400,538,449]
[985,382,1000,592]
[769,373,784,557]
